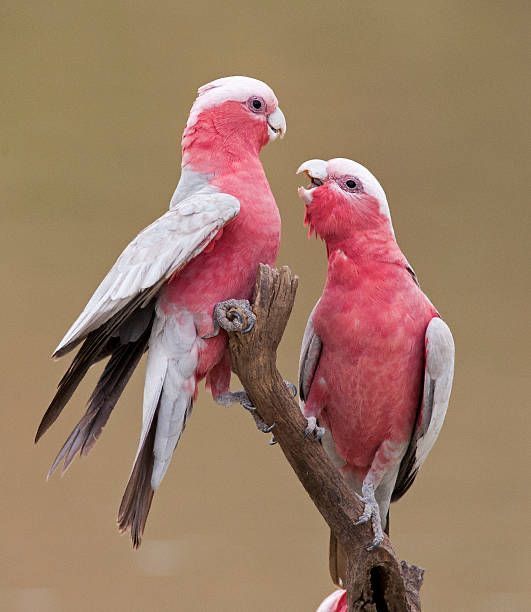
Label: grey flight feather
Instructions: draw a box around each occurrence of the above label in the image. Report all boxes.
[47,309,154,477]
[392,317,455,501]
[35,293,155,443]
[298,303,322,404]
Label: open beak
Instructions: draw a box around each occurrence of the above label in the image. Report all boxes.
[296,159,328,204]
[267,107,287,141]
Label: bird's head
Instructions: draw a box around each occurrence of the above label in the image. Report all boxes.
[297,158,394,243]
[184,76,286,158]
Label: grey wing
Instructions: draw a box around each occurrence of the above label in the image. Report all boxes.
[37,192,239,444]
[298,303,322,406]
[54,192,240,357]
[392,317,455,501]
[300,304,346,589]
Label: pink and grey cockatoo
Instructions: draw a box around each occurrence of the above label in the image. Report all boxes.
[35,76,286,546]
[297,158,454,580]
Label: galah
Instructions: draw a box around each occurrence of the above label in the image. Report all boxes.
[35,76,286,546]
[297,158,454,581]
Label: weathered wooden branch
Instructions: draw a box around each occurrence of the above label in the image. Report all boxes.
[215,264,424,612]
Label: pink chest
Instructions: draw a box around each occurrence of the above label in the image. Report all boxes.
[160,172,280,319]
[313,254,436,468]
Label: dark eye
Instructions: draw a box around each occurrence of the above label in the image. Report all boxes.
[247,96,265,113]
[341,177,359,192]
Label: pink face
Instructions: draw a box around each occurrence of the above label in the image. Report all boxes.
[186,76,286,155]
[205,96,279,150]
[297,158,392,242]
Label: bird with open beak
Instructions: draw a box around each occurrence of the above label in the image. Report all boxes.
[35,76,286,546]
[297,158,455,584]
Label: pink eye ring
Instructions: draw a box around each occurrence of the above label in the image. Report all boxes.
[247,96,266,113]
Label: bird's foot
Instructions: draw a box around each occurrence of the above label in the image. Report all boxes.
[216,391,275,434]
[354,482,384,550]
[214,299,256,334]
[216,381,294,438]
[304,416,325,441]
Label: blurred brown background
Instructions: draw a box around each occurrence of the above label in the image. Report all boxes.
[1,1,529,611]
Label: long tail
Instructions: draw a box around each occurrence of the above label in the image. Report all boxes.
[117,309,198,547]
[117,405,158,548]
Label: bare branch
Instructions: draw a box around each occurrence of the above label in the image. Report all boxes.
[215,265,423,611]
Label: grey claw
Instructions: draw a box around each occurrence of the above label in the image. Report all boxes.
[268,434,277,446]
[251,412,275,433]
[262,421,276,434]
[284,380,297,398]
[240,398,256,413]
[304,416,325,441]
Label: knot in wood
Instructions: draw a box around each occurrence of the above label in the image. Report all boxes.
[214,299,256,334]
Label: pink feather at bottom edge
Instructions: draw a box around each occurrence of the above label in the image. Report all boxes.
[316,589,347,612]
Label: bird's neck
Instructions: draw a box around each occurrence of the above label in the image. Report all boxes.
[172,120,272,217]
[326,225,405,267]
[180,111,265,176]
[171,117,274,221]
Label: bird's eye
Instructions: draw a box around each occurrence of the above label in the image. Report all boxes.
[341,177,360,192]
[247,96,265,113]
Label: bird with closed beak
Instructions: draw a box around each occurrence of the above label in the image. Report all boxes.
[36,76,286,546]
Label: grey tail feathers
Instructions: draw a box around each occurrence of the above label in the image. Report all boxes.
[47,322,152,477]
[117,406,158,548]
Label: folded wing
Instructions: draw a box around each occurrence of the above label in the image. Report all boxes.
[392,317,455,501]
[37,192,239,447]
[54,193,240,358]
[298,304,322,406]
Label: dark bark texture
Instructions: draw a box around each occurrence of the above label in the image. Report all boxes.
[215,265,423,612]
